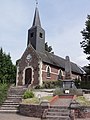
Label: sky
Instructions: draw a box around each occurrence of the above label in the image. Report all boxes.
[0,0,90,67]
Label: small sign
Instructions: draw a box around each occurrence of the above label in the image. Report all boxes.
[65,89,69,94]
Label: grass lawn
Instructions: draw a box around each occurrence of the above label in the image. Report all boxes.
[0,83,9,105]
[22,96,53,104]
[76,96,90,106]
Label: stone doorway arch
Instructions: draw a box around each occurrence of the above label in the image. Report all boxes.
[25,68,32,85]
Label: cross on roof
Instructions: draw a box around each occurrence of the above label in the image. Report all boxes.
[35,0,38,7]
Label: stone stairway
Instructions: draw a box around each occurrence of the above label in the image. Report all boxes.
[42,106,71,120]
[0,86,27,113]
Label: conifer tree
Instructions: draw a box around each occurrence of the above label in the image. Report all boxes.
[0,48,16,83]
[45,42,54,53]
[80,15,90,61]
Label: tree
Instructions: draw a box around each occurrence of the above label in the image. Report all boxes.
[80,15,90,61]
[0,48,3,83]
[0,48,16,83]
[45,42,54,53]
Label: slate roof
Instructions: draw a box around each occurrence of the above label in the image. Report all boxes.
[37,51,84,75]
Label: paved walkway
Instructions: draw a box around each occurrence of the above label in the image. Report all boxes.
[0,113,89,120]
[75,118,90,120]
[52,98,72,107]
[0,113,41,120]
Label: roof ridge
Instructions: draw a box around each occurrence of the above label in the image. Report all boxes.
[38,51,84,74]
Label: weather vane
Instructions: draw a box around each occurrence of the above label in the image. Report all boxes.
[35,0,38,7]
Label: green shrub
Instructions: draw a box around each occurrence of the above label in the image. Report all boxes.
[75,79,90,89]
[69,88,78,95]
[42,80,61,89]
[34,85,43,89]
[34,85,41,89]
[80,81,90,89]
[0,83,9,104]
[34,80,62,89]
[75,79,81,89]
[53,88,63,96]
[23,90,34,99]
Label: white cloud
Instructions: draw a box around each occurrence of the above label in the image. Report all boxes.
[74,53,89,66]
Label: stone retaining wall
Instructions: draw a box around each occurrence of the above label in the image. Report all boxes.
[19,104,49,118]
[19,103,90,119]
[70,106,90,119]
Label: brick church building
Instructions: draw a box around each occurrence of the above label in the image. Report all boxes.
[16,7,84,87]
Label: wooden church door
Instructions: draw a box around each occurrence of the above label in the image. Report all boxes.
[25,68,32,85]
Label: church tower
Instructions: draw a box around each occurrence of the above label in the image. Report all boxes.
[27,7,45,53]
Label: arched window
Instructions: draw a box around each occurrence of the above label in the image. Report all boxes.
[58,69,63,80]
[47,66,51,77]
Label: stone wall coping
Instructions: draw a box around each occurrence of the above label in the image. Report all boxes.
[20,103,39,105]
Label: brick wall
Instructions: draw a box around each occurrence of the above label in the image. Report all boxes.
[42,63,59,81]
[42,72,58,81]
[42,63,80,81]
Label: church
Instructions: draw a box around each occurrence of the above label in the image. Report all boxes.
[16,6,84,87]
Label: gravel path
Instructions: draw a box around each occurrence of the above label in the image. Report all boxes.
[0,113,41,120]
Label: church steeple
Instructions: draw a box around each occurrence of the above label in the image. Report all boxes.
[27,6,45,53]
[32,7,41,27]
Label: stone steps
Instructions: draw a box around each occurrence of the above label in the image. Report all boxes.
[48,109,69,112]
[0,106,18,110]
[8,86,27,95]
[8,95,23,97]
[1,104,19,107]
[44,115,70,120]
[4,100,19,104]
[0,86,27,113]
[50,105,68,108]
[42,106,71,120]
[47,111,70,116]
[0,109,18,113]
[7,96,22,102]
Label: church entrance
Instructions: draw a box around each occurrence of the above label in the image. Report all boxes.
[25,68,32,85]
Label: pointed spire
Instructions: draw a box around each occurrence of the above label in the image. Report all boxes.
[32,7,41,27]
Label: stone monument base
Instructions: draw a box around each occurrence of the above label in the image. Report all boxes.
[61,79,77,94]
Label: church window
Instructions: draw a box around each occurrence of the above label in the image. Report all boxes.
[31,33,34,38]
[47,66,51,77]
[39,33,43,38]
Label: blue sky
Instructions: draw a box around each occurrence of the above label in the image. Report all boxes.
[0,0,90,66]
